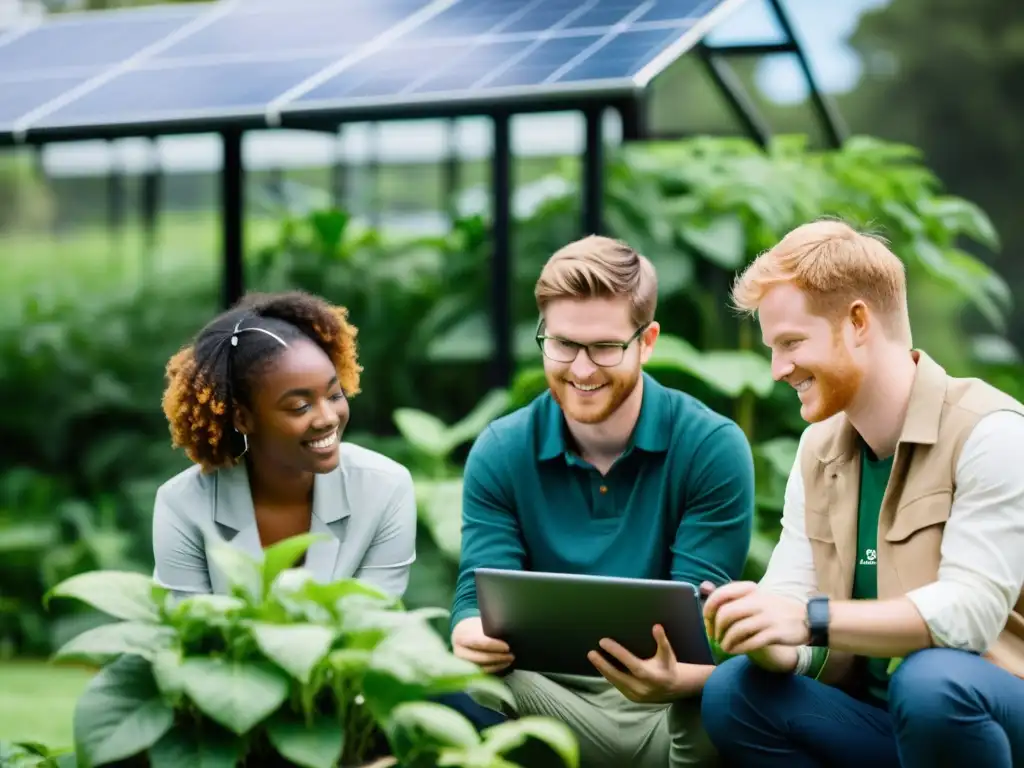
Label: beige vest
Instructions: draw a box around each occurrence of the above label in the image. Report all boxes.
[800,350,1024,679]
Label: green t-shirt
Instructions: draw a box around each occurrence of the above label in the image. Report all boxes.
[852,444,894,703]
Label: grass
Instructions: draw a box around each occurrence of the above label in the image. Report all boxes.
[0,152,572,312]
[1,211,278,306]
[0,661,94,749]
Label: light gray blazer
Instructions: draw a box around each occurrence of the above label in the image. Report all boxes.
[152,442,417,599]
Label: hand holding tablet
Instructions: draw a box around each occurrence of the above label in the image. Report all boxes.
[451,615,515,674]
[474,569,716,680]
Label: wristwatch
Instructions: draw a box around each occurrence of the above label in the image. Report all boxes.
[806,595,830,647]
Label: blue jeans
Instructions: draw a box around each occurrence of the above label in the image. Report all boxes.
[433,692,508,730]
[701,648,1024,768]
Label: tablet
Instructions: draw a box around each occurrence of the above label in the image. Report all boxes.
[474,568,715,677]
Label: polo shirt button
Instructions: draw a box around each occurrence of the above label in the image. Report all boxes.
[599,485,608,494]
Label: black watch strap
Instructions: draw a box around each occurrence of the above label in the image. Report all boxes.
[806,595,830,647]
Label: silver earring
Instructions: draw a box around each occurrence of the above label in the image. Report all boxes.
[234,429,249,461]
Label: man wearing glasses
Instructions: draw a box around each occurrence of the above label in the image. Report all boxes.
[447,235,755,767]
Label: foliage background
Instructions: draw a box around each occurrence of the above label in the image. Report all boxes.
[1,134,1015,663]
[2,0,1024,756]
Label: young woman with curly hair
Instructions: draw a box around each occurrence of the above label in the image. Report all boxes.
[153,290,416,598]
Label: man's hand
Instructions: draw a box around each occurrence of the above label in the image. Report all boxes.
[587,624,708,703]
[700,581,800,673]
[451,616,514,674]
[703,580,808,655]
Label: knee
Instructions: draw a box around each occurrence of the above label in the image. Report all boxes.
[667,697,719,764]
[701,656,770,738]
[888,648,978,727]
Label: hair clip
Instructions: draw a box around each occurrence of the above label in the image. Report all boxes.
[231,319,288,348]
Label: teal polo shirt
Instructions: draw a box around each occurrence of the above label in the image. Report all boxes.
[451,372,755,628]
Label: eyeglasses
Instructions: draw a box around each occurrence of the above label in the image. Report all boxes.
[536,323,648,367]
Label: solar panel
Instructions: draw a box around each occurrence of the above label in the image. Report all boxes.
[0,5,203,73]
[0,77,92,127]
[150,0,430,60]
[0,0,747,140]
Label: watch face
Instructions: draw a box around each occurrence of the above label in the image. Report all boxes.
[807,597,830,646]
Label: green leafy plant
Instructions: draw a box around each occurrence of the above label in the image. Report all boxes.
[516,134,1012,577]
[3,133,1017,666]
[393,390,511,564]
[0,740,75,768]
[44,533,577,768]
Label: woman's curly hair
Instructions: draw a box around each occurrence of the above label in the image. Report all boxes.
[161,290,361,473]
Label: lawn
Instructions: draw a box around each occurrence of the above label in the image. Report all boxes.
[0,661,94,749]
[0,152,572,314]
[0,210,279,310]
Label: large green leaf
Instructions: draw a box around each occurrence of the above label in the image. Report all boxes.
[459,675,515,713]
[646,334,704,371]
[679,215,746,269]
[54,621,176,664]
[424,314,538,364]
[445,389,510,449]
[268,570,396,628]
[46,571,160,622]
[152,648,187,705]
[249,622,335,683]
[415,478,463,561]
[73,655,175,767]
[911,239,1009,331]
[692,351,776,399]
[326,647,373,677]
[261,533,330,598]
[309,209,351,256]
[207,540,262,604]
[362,623,484,716]
[480,716,579,768]
[178,657,290,735]
[266,711,344,768]
[756,436,799,479]
[385,701,480,763]
[0,741,75,768]
[148,726,243,768]
[392,409,451,458]
[0,521,54,554]
[918,196,1000,251]
[649,336,775,399]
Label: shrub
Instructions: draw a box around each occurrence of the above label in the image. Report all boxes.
[45,533,577,768]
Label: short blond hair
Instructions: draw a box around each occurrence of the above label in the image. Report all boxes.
[535,235,658,326]
[732,219,910,340]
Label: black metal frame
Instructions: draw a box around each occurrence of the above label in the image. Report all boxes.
[5,0,845,389]
[697,0,847,151]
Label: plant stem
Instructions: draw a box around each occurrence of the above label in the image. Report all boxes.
[735,321,757,442]
[735,391,756,443]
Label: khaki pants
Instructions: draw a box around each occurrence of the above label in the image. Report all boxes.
[492,671,720,768]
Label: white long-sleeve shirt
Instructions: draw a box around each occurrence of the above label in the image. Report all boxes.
[760,410,1024,653]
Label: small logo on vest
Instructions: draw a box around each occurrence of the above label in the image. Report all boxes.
[859,548,877,567]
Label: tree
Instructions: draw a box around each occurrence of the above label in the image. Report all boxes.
[838,0,1024,345]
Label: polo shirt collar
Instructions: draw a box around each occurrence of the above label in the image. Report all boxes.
[537,372,670,461]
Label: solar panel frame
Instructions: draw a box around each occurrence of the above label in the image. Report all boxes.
[0,0,751,144]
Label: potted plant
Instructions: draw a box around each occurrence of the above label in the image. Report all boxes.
[45,532,577,768]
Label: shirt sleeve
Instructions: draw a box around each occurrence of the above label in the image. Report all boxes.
[759,428,819,603]
[353,467,418,599]
[670,422,755,587]
[450,426,527,630]
[152,484,213,596]
[905,410,1024,652]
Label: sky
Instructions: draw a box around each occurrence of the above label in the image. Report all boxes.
[707,0,893,104]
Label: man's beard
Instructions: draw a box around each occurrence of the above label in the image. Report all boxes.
[547,365,641,424]
[802,339,864,423]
